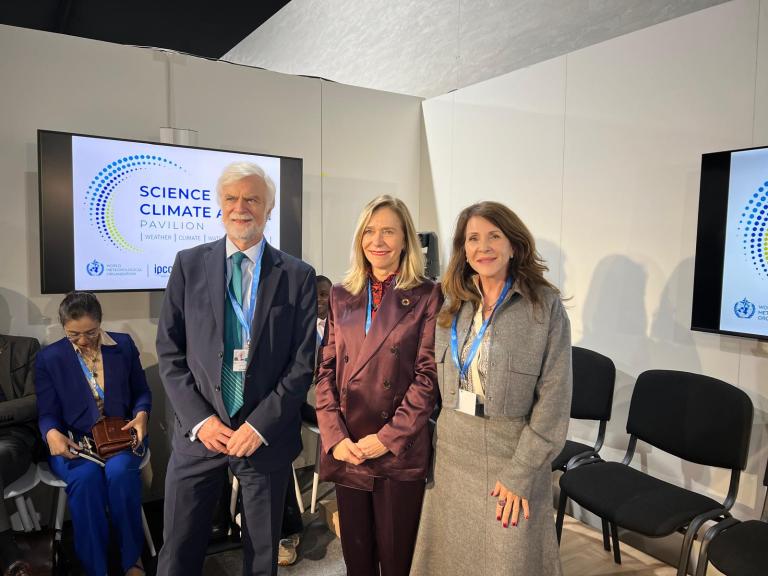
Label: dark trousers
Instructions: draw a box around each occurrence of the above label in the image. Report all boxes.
[0,426,36,533]
[157,449,291,576]
[335,478,425,576]
[281,483,303,538]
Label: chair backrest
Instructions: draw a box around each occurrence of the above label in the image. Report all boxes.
[570,346,616,421]
[627,370,753,470]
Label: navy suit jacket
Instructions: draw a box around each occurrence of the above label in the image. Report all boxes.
[36,332,152,439]
[156,239,317,471]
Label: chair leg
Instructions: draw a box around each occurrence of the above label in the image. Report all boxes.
[54,488,66,541]
[229,476,240,521]
[310,471,320,514]
[310,431,322,514]
[610,522,621,564]
[694,520,732,576]
[601,518,611,551]
[555,490,568,544]
[677,513,718,576]
[141,507,156,557]
[292,464,305,514]
[228,475,240,535]
[694,546,710,576]
[26,496,41,531]
[14,495,33,532]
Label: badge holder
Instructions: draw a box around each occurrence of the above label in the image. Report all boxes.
[67,431,106,467]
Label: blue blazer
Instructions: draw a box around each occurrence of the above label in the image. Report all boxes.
[156,239,317,471]
[36,332,152,439]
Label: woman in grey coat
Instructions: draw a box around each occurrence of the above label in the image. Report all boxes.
[411,201,572,576]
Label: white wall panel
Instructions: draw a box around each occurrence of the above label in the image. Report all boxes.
[449,57,567,287]
[421,1,768,546]
[563,0,757,480]
[320,82,423,283]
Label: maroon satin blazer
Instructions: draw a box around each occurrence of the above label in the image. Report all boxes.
[315,279,442,490]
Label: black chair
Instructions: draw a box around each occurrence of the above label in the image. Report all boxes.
[694,457,768,576]
[555,370,753,576]
[551,346,615,552]
[552,346,616,470]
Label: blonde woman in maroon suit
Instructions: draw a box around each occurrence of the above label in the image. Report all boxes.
[315,195,441,576]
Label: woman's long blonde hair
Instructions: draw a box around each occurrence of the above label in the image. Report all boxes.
[438,201,559,327]
[342,195,426,295]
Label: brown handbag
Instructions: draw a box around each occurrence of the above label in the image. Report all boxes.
[91,416,138,458]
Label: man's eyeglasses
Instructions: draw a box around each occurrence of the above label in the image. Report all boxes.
[65,328,101,341]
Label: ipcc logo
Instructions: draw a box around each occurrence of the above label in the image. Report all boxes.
[733,298,756,319]
[86,260,105,276]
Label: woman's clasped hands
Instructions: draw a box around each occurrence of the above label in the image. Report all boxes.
[332,434,389,464]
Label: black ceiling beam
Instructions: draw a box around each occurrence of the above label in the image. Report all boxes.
[0,0,292,60]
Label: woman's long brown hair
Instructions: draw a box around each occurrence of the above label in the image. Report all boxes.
[438,201,560,327]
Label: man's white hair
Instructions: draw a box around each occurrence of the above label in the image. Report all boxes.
[216,161,276,209]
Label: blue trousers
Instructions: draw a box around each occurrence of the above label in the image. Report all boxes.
[50,450,144,576]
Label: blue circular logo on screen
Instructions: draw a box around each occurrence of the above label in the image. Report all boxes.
[86,260,104,276]
[84,154,184,253]
[733,298,756,319]
[738,182,767,277]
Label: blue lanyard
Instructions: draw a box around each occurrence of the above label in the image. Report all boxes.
[226,240,266,345]
[77,351,104,400]
[450,278,512,381]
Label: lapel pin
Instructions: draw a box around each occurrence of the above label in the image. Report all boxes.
[401,298,410,307]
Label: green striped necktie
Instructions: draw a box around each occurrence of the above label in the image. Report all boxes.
[221,251,245,416]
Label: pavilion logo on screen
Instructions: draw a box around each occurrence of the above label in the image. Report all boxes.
[738,182,768,278]
[733,298,756,319]
[84,154,185,252]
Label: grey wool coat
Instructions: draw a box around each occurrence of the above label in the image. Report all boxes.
[411,283,572,576]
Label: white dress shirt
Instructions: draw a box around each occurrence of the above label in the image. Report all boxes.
[190,237,267,445]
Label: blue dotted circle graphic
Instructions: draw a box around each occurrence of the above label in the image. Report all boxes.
[738,184,768,278]
[84,155,184,250]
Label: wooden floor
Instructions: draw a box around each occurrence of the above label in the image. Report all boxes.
[561,515,676,576]
[560,516,726,576]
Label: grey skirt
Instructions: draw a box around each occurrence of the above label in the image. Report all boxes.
[411,409,562,576]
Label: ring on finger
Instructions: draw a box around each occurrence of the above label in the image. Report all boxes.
[498,499,507,507]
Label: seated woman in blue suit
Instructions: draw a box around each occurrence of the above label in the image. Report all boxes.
[36,292,151,576]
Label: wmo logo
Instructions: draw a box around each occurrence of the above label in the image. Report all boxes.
[85,260,104,276]
[733,298,756,319]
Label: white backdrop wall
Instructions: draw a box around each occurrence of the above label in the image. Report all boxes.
[0,24,423,498]
[422,0,768,560]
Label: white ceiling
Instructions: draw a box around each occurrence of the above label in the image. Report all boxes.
[223,0,730,98]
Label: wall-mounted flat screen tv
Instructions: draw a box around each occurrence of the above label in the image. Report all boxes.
[38,130,302,293]
[692,145,768,341]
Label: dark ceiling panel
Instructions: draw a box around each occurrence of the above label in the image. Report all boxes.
[0,0,291,59]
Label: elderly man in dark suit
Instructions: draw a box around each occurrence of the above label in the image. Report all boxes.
[156,161,317,576]
[0,334,40,576]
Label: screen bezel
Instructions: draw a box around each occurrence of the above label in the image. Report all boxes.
[38,129,303,294]
[691,144,768,341]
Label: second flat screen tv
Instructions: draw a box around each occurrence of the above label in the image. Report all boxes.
[692,145,768,341]
[39,130,303,293]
